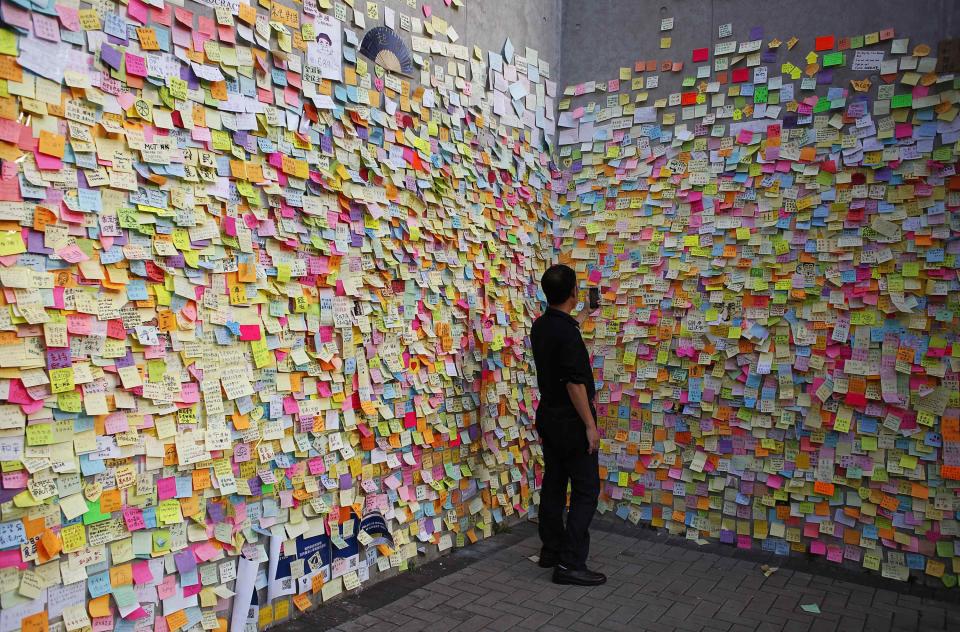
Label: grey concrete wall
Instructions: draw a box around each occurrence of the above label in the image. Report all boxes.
[461,0,563,74]
[560,0,959,94]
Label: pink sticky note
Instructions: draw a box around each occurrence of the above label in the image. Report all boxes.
[117,92,136,110]
[123,507,145,532]
[54,4,80,31]
[156,575,176,599]
[826,546,843,562]
[35,153,63,171]
[127,0,149,24]
[56,244,89,263]
[33,12,61,41]
[238,325,261,341]
[0,550,26,569]
[422,4,432,17]
[125,53,148,77]
[156,477,177,501]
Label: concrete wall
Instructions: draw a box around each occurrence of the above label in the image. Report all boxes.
[560,0,958,94]
[459,0,563,75]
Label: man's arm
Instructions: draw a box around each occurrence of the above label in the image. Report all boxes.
[566,382,600,454]
[575,307,600,326]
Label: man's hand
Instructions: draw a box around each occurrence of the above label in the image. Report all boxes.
[566,382,599,453]
[586,424,600,454]
[575,307,600,326]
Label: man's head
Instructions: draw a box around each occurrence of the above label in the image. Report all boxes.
[541,264,577,307]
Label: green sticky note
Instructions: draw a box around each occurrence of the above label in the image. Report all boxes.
[891,93,913,109]
[801,604,821,614]
[147,359,167,382]
[681,76,696,87]
[813,97,831,113]
[83,499,112,525]
[850,35,865,49]
[823,52,845,67]
[0,28,16,56]
[942,575,958,588]
[754,86,769,104]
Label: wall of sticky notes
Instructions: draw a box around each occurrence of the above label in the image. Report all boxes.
[0,0,562,629]
[554,1,960,588]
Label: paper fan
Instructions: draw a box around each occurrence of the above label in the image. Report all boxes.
[359,26,414,75]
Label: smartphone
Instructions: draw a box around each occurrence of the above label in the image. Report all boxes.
[588,287,601,310]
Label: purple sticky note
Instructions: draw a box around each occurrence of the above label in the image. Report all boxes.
[174,550,197,574]
[47,348,72,370]
[100,42,123,70]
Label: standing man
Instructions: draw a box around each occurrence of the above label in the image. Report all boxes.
[530,264,606,586]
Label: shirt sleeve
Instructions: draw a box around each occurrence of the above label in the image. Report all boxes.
[556,328,590,386]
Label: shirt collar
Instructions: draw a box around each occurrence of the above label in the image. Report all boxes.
[546,306,579,327]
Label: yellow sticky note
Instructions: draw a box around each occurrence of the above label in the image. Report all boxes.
[60,523,87,553]
[0,230,25,256]
[899,455,918,470]
[156,499,183,525]
[0,28,16,56]
[49,367,75,394]
[25,424,53,446]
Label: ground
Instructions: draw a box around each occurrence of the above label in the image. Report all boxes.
[276,518,960,632]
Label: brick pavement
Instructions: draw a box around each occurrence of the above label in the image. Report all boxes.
[280,520,960,632]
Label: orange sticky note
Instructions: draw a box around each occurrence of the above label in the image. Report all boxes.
[238,3,256,24]
[21,612,48,632]
[210,81,227,101]
[192,468,211,491]
[293,593,312,612]
[179,494,200,517]
[813,481,834,496]
[40,529,62,558]
[232,412,250,430]
[38,131,65,158]
[166,610,188,631]
[99,488,121,513]
[137,27,160,50]
[89,595,111,618]
[110,563,133,587]
[33,207,57,232]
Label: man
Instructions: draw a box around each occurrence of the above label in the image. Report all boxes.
[530,264,606,586]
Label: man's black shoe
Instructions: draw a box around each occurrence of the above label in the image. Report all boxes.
[552,565,606,586]
[538,550,560,568]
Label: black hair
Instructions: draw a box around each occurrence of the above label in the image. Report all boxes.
[541,264,577,306]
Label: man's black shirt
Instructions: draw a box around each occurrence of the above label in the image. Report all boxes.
[530,307,595,415]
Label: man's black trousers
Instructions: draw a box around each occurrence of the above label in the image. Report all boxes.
[536,411,600,570]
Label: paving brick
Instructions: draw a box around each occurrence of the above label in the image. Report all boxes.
[275,526,958,632]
